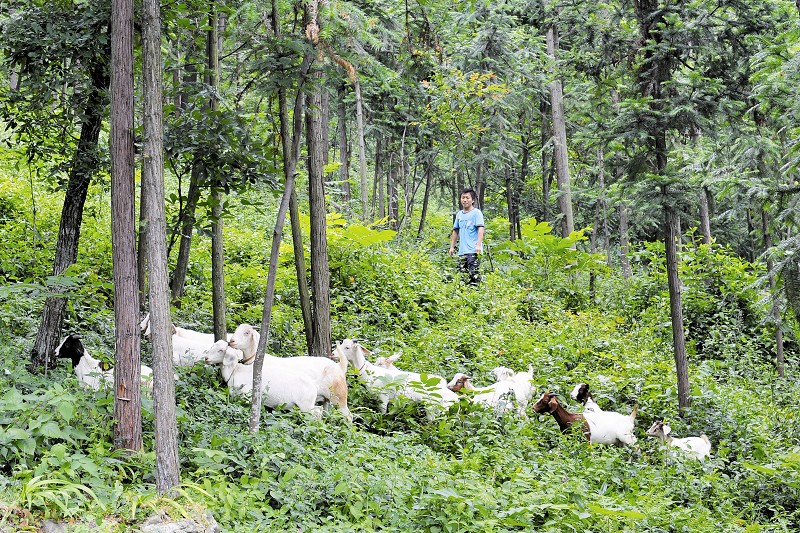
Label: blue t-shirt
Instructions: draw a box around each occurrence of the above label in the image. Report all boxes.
[453,208,485,255]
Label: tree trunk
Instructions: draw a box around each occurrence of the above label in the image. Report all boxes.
[540,96,552,223]
[597,146,611,265]
[354,78,369,221]
[618,203,632,279]
[249,0,310,431]
[290,189,313,354]
[137,176,148,313]
[208,8,227,341]
[761,209,785,378]
[111,0,142,452]
[388,153,399,231]
[505,165,516,241]
[142,0,180,491]
[375,135,384,219]
[417,146,434,239]
[306,4,332,357]
[210,188,226,340]
[664,189,690,412]
[474,137,484,207]
[546,22,574,238]
[169,162,202,306]
[28,64,107,373]
[337,83,351,204]
[698,186,712,244]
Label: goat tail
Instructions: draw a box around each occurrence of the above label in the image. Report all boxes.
[629,404,639,421]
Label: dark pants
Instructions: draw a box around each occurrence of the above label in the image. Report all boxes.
[459,253,481,285]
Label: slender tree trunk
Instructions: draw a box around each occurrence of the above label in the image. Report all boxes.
[306,2,332,357]
[698,186,712,244]
[505,165,516,241]
[546,22,574,238]
[664,188,690,412]
[762,208,785,377]
[249,0,310,431]
[474,137,484,207]
[388,154,399,231]
[375,136,385,219]
[417,145,434,239]
[208,7,227,341]
[540,96,552,223]
[290,189,313,353]
[111,0,142,451]
[597,147,611,265]
[142,0,180,491]
[169,163,202,306]
[337,84,351,204]
[618,203,632,279]
[137,179,148,313]
[354,78,368,221]
[28,64,107,373]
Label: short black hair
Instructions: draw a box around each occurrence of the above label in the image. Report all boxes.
[460,188,477,202]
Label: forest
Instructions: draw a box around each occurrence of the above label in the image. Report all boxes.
[1,0,800,530]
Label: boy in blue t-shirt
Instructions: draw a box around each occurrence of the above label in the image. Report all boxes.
[449,188,485,285]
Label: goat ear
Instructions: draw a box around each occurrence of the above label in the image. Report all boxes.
[359,344,374,356]
[388,353,401,363]
[662,425,672,435]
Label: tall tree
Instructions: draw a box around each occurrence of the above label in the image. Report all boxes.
[142,0,180,491]
[0,2,112,372]
[546,16,574,238]
[110,0,142,451]
[249,0,310,433]
[208,5,227,341]
[306,0,332,357]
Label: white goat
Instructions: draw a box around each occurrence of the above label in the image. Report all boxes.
[646,420,712,460]
[140,313,232,346]
[373,353,448,388]
[55,334,153,392]
[227,324,352,421]
[447,373,529,417]
[336,339,458,412]
[204,340,324,418]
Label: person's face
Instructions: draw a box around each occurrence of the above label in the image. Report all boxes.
[460,193,474,210]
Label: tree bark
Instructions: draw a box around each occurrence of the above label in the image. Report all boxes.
[761,209,785,378]
[306,3,332,357]
[540,96,552,223]
[354,78,369,221]
[664,188,690,412]
[698,186,712,244]
[142,0,180,491]
[28,63,107,373]
[208,7,227,341]
[375,135,384,219]
[546,22,574,238]
[337,83,351,204]
[169,162,202,306]
[618,203,632,279]
[417,144,434,239]
[290,189,313,354]
[111,0,142,452]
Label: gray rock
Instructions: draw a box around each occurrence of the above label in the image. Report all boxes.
[139,510,220,533]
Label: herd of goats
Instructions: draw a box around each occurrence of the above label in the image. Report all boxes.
[52,318,712,461]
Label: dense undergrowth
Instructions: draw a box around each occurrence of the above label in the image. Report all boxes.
[1,158,800,531]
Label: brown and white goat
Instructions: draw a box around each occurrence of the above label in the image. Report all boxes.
[533,391,638,446]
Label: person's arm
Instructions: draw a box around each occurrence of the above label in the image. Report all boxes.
[449,229,458,256]
[476,226,485,254]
